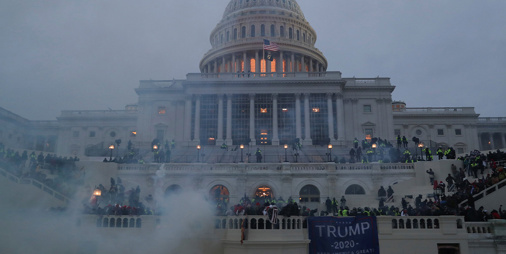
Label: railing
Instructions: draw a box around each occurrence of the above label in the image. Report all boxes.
[214,215,305,230]
[478,117,506,123]
[94,216,143,229]
[396,107,476,114]
[0,166,71,203]
[466,222,493,234]
[118,163,416,172]
[459,178,506,207]
[186,71,340,80]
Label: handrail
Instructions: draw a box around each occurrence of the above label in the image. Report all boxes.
[0,166,71,203]
[459,178,506,207]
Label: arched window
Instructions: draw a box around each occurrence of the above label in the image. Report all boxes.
[289,28,293,39]
[209,185,230,204]
[226,31,230,42]
[280,26,285,37]
[255,186,274,198]
[251,25,255,37]
[271,58,276,73]
[220,34,224,44]
[250,58,256,72]
[165,184,182,197]
[299,184,320,203]
[234,28,238,40]
[261,24,266,36]
[345,184,366,195]
[303,33,306,42]
[296,30,300,40]
[270,25,275,37]
[242,26,246,38]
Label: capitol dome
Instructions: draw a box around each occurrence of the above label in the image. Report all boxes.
[200,0,327,75]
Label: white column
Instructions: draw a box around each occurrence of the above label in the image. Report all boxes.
[336,94,346,144]
[194,95,201,143]
[243,52,248,72]
[184,96,192,142]
[217,94,224,144]
[295,93,302,140]
[279,51,284,73]
[301,56,305,72]
[255,51,260,75]
[291,53,295,72]
[272,93,279,145]
[303,93,312,144]
[232,54,236,73]
[309,58,313,72]
[249,94,256,145]
[226,94,233,145]
[222,57,225,73]
[327,93,335,142]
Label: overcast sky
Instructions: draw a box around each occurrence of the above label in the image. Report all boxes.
[1,0,505,120]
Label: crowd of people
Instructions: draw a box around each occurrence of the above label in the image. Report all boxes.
[83,177,154,216]
[0,143,83,197]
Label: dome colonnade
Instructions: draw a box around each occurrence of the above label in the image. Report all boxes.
[200,0,327,75]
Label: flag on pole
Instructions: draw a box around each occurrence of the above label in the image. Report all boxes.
[263,39,279,51]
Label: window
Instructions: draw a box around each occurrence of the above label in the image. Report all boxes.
[110,131,116,138]
[209,185,230,204]
[270,25,275,37]
[365,129,373,138]
[457,148,464,154]
[394,129,401,136]
[437,129,444,136]
[156,130,164,141]
[299,185,320,203]
[234,28,237,40]
[455,129,462,135]
[363,105,372,113]
[289,28,293,39]
[260,24,265,36]
[280,26,285,37]
[73,131,80,138]
[158,106,166,115]
[89,131,96,138]
[255,186,274,198]
[416,129,422,136]
[131,131,137,137]
[241,26,246,38]
[296,30,300,40]
[250,25,255,37]
[345,184,366,195]
[226,31,230,42]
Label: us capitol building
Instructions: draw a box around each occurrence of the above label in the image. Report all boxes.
[1,1,506,254]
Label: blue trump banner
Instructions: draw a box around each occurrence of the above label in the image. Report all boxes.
[308,217,380,254]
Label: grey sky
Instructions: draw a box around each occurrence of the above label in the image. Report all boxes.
[1,0,505,120]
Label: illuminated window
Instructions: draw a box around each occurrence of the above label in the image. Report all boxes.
[312,108,320,113]
[271,58,276,72]
[282,108,288,112]
[158,106,166,115]
[260,108,268,113]
[241,60,244,72]
[282,59,286,73]
[250,58,256,72]
[261,59,266,73]
[255,186,273,198]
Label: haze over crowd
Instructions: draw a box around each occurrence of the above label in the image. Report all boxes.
[1,0,505,120]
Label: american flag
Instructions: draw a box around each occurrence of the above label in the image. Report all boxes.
[263,39,279,51]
